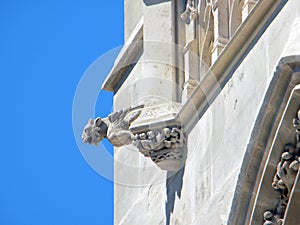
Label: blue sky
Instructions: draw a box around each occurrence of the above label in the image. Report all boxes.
[1,1,124,224]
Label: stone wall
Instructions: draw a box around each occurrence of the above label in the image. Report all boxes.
[112,0,300,224]
[124,0,143,42]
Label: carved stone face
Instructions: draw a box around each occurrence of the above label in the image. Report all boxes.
[82,118,108,146]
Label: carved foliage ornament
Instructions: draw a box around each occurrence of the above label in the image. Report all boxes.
[263,109,300,225]
[133,126,185,171]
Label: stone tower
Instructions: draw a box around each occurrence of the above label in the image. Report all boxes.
[85,0,300,224]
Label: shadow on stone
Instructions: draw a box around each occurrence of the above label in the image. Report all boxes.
[165,166,185,225]
[143,0,170,6]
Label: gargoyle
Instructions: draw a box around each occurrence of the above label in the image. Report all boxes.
[82,105,143,147]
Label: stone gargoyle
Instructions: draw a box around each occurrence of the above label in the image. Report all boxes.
[82,105,143,147]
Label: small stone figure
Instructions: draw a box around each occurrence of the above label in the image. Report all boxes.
[181,0,197,24]
[82,105,143,147]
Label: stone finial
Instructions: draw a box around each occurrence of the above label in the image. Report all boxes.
[181,0,197,24]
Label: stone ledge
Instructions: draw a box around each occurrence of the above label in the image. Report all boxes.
[102,17,144,92]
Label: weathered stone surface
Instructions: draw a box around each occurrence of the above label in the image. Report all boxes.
[124,0,143,41]
[181,0,197,25]
[263,109,300,225]
[82,105,143,147]
[90,0,300,224]
[133,126,185,171]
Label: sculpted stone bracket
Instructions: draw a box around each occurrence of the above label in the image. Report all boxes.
[132,126,186,172]
[82,102,186,172]
[263,109,300,225]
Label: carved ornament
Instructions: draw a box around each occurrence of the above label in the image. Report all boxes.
[263,109,300,225]
[181,0,197,24]
[82,105,143,147]
[133,126,185,171]
[82,104,186,171]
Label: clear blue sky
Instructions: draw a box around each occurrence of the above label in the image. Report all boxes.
[1,1,124,224]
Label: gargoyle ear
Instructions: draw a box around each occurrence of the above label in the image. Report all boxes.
[88,118,94,124]
[95,117,102,126]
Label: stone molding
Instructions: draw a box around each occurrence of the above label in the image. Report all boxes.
[102,17,144,92]
[101,0,286,135]
[179,0,287,134]
[263,109,300,225]
[226,56,300,225]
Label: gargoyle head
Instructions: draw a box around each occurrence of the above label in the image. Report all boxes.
[82,117,108,146]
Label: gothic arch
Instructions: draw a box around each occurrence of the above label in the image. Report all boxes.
[227,56,300,225]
